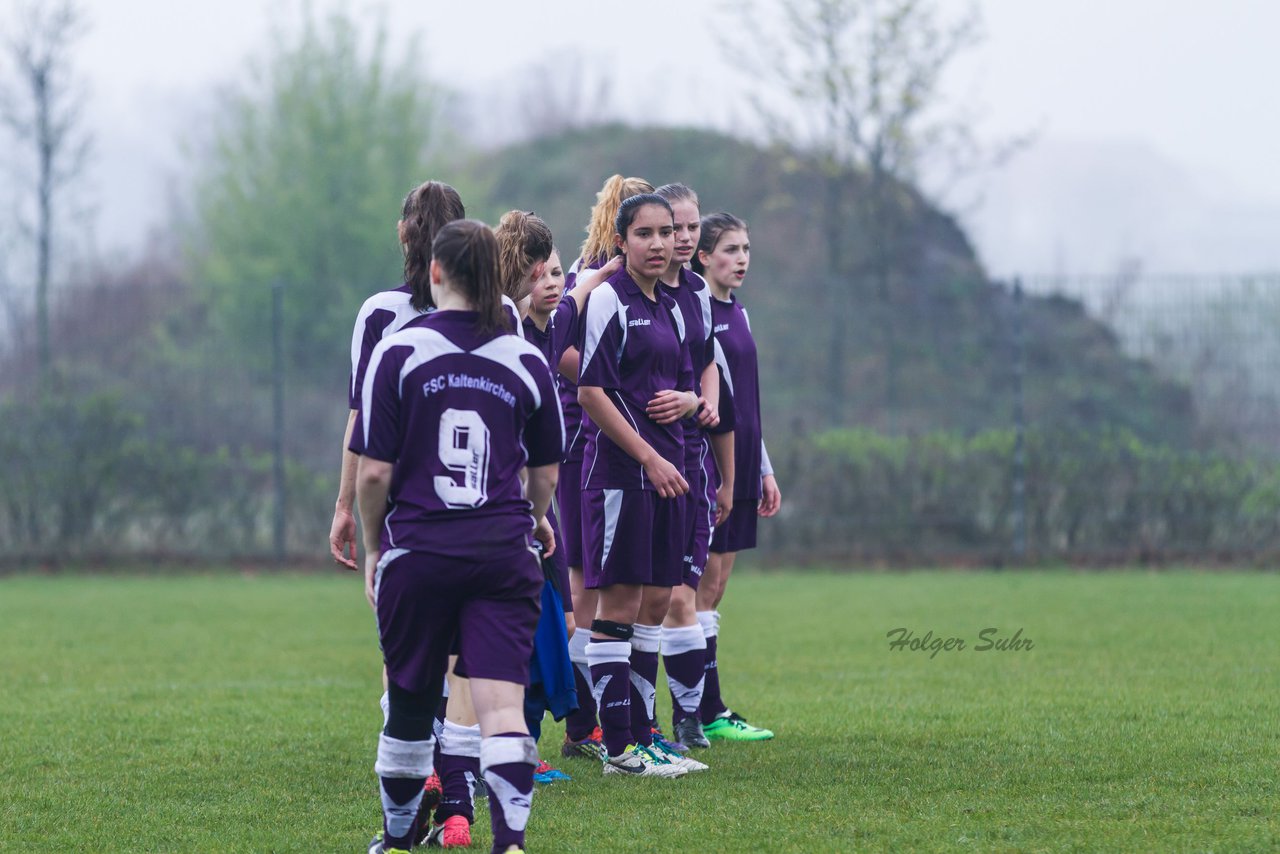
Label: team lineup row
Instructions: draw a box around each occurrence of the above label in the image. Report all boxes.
[329,176,782,853]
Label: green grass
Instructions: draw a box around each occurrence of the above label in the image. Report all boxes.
[1,570,1277,852]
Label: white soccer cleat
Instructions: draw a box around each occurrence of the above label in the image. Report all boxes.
[602,744,688,778]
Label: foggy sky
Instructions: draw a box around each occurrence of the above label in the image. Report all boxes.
[6,0,1279,276]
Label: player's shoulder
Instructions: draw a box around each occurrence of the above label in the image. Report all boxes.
[357,285,413,316]
[371,322,457,364]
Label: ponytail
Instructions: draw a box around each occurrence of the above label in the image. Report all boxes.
[579,174,653,266]
[431,220,506,336]
[402,181,466,312]
[494,210,555,302]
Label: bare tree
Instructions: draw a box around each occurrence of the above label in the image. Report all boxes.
[729,0,1020,424]
[513,52,614,140]
[0,0,91,379]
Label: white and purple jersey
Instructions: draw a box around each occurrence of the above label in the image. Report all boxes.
[348,285,524,409]
[710,294,770,500]
[351,310,563,559]
[558,256,608,463]
[660,267,715,469]
[578,267,694,491]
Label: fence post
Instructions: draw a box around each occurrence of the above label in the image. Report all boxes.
[272,280,287,563]
[1011,278,1028,562]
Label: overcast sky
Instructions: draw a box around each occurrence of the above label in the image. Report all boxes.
[8,0,1280,277]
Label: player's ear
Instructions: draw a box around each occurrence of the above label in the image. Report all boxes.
[614,232,625,254]
[429,258,442,285]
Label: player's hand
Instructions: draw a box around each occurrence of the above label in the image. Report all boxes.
[695,396,720,428]
[646,389,698,425]
[759,475,782,517]
[644,454,689,498]
[533,516,557,558]
[363,550,380,610]
[329,508,358,570]
[714,482,734,526]
[576,255,623,290]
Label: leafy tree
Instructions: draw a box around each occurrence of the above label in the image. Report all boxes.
[189,8,448,377]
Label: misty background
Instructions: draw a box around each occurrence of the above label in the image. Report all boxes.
[2,0,1278,566]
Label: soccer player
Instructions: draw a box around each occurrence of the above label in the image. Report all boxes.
[577,193,702,777]
[653,184,734,755]
[354,218,563,854]
[557,176,655,761]
[693,212,782,742]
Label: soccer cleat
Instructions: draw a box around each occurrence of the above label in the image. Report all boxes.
[423,814,472,848]
[601,744,688,778]
[702,710,774,741]
[648,736,709,772]
[561,726,604,760]
[367,832,411,854]
[651,726,689,754]
[674,715,712,749]
[533,759,572,784]
[423,772,443,808]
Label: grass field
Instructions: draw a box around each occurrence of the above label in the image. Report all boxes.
[1,569,1277,853]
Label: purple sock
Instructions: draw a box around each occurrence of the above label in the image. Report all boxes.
[564,631,599,741]
[434,720,480,824]
[587,638,633,757]
[629,624,661,746]
[662,624,707,724]
[698,611,727,724]
[481,733,537,853]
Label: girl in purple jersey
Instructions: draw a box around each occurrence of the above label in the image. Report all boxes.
[577,193,704,777]
[557,175,654,761]
[692,212,782,742]
[652,183,735,756]
[355,219,562,854]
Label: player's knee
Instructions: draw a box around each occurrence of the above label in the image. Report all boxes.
[385,681,440,743]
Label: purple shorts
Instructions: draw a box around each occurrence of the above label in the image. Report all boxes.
[582,488,684,589]
[682,450,715,589]
[556,459,585,569]
[544,504,572,613]
[375,548,543,691]
[710,499,759,554]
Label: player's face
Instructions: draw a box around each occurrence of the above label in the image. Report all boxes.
[670,200,701,267]
[528,249,564,315]
[517,259,547,302]
[616,204,674,281]
[701,229,750,290]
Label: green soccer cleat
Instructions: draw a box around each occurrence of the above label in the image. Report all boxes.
[702,710,774,741]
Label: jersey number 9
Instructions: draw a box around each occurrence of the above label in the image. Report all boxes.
[434,408,491,508]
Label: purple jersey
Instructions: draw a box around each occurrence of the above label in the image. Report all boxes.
[559,256,607,463]
[710,294,767,500]
[523,296,579,370]
[348,287,524,409]
[661,267,715,468]
[352,310,563,559]
[578,267,694,491]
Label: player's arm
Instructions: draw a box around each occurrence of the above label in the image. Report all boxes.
[356,456,392,609]
[328,410,360,570]
[759,440,781,517]
[647,324,699,424]
[710,431,735,525]
[696,361,720,429]
[527,464,558,525]
[565,255,622,312]
[558,347,579,384]
[579,387,688,498]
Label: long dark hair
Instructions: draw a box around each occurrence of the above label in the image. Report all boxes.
[402,181,466,312]
[692,211,748,274]
[613,193,674,255]
[430,219,506,336]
